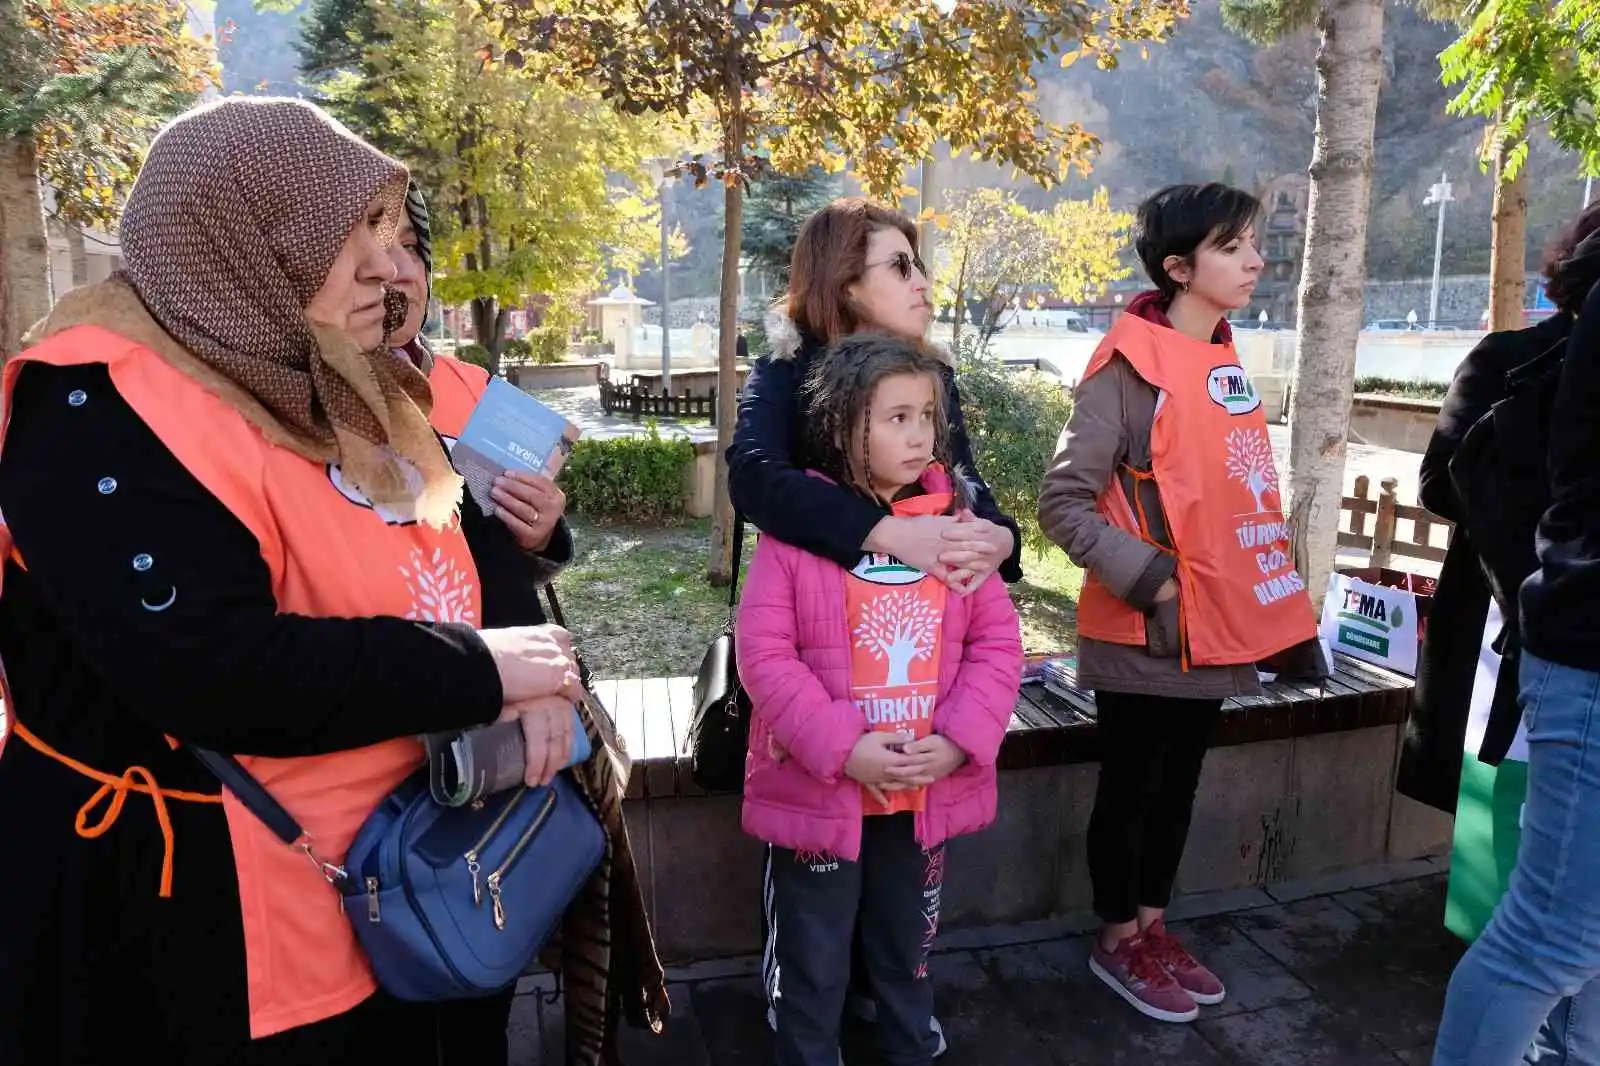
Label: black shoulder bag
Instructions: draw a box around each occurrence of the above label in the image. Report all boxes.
[685,513,750,794]
[1449,332,1569,765]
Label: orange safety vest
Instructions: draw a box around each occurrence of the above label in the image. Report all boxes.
[846,484,951,816]
[427,352,490,439]
[1075,313,1317,667]
[0,327,484,1039]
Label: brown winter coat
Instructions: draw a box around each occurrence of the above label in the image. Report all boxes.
[1038,353,1263,700]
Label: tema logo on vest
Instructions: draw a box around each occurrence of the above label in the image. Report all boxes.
[1206,365,1261,415]
[850,553,927,586]
[1332,587,1407,657]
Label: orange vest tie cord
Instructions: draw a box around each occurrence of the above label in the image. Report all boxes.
[1,548,220,900]
[1074,313,1317,668]
[7,717,222,897]
[0,330,486,1039]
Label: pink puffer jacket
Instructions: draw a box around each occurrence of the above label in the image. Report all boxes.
[735,484,1023,860]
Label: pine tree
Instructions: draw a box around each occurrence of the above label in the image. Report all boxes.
[741,167,841,292]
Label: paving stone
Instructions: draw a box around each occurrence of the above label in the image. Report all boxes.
[914,950,1060,1065]
[1165,914,1313,1019]
[974,937,1229,1064]
[1233,879,1462,1054]
[1196,999,1405,1065]
[537,990,565,1065]
[515,866,1462,1066]
[617,983,712,1066]
[692,976,778,1066]
[508,991,542,1066]
[1231,896,1368,975]
[1320,877,1464,1052]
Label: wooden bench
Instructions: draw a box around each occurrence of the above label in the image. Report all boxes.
[591,652,1418,801]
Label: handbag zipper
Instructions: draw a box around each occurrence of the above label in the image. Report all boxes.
[463,786,528,905]
[486,787,560,931]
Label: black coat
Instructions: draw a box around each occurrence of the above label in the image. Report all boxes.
[1397,312,1573,813]
[727,328,1023,581]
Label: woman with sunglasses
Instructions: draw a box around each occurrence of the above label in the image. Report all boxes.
[729,196,1023,1062]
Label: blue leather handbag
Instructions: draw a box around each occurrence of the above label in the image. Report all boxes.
[193,748,606,1001]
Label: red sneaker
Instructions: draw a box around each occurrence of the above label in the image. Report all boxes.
[1144,919,1227,1005]
[1088,932,1199,1023]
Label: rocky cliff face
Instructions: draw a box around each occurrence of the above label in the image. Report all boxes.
[219,0,1591,283]
[944,3,1590,281]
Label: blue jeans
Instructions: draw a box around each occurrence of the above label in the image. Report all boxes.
[1435,653,1600,1065]
[1527,995,1600,1063]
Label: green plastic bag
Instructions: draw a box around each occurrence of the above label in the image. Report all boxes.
[1444,602,1529,943]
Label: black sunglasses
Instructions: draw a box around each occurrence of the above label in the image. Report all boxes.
[865,251,927,281]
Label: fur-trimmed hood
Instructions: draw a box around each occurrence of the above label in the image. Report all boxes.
[763,304,953,366]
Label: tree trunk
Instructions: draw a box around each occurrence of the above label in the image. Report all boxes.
[0,136,51,357]
[707,67,746,586]
[708,177,743,586]
[1488,132,1528,333]
[950,247,970,347]
[471,297,506,376]
[67,224,89,290]
[1283,0,1385,612]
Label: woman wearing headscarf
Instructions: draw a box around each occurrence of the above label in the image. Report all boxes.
[388,183,572,573]
[384,184,670,1066]
[0,98,586,1063]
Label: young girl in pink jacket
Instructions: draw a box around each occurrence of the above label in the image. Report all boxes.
[736,333,1023,1066]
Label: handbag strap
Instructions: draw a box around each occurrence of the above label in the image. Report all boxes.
[542,583,596,691]
[543,583,568,627]
[727,511,747,610]
[189,746,349,883]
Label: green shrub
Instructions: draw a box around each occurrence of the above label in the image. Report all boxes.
[559,425,695,522]
[526,326,568,365]
[954,339,1073,555]
[457,343,492,371]
[501,338,533,362]
[1352,376,1448,400]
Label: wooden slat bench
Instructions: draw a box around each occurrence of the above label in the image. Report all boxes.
[591,651,1418,800]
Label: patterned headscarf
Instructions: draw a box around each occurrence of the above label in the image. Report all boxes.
[404,181,434,279]
[116,97,460,524]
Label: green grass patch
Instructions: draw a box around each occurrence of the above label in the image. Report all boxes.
[555,518,1083,680]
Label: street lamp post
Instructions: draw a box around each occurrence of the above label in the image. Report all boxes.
[647,161,675,394]
[1423,172,1454,329]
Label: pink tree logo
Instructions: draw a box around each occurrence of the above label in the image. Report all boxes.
[1225,427,1279,514]
[854,590,941,686]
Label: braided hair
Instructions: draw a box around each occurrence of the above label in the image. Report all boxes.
[803,332,960,509]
